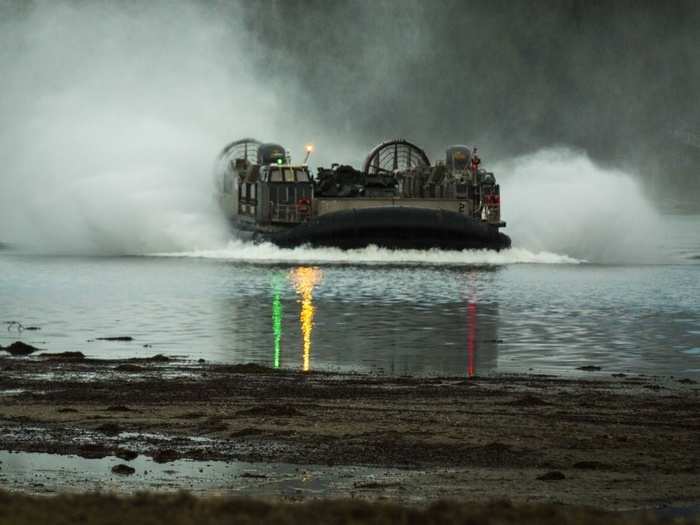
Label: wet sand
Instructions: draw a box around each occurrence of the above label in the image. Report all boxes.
[0,354,699,512]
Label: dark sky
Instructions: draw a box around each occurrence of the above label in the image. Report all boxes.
[240,0,700,197]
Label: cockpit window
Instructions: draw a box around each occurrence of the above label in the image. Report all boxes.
[295,169,310,182]
[267,167,310,182]
[283,168,295,182]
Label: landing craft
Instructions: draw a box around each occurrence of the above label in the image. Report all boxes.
[215,138,511,250]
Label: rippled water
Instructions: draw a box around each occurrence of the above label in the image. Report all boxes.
[2,236,699,378]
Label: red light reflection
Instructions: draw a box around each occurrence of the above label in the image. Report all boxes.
[467,302,476,377]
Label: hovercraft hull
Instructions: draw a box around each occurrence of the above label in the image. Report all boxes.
[254,206,511,251]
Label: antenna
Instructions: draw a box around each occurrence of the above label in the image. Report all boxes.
[303,144,314,164]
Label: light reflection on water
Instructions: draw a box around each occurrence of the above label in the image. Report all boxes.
[271,274,283,369]
[1,255,699,377]
[267,265,498,376]
[289,267,322,372]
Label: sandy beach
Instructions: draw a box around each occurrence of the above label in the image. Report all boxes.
[1,352,698,513]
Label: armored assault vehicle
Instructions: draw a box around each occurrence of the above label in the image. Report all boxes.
[216,138,510,250]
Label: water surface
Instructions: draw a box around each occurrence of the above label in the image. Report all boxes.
[2,244,699,378]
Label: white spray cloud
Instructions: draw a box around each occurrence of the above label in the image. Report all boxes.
[494,148,668,263]
[0,1,284,254]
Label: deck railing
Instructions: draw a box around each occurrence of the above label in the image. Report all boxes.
[270,203,302,223]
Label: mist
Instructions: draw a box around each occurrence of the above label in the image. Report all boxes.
[494,148,665,263]
[0,0,314,254]
[240,0,700,206]
[0,0,696,261]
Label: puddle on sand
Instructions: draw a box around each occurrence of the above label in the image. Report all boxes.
[0,389,26,397]
[0,450,404,497]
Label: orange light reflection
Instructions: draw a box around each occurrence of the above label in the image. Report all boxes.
[290,267,322,372]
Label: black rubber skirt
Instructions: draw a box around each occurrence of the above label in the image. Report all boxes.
[256,207,511,251]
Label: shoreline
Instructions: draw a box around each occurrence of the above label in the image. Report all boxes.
[0,354,699,511]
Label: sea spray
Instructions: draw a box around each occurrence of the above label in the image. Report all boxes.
[154,240,579,266]
[0,1,276,254]
[494,149,667,264]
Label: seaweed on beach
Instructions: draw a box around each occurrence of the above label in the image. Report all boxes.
[0,492,690,525]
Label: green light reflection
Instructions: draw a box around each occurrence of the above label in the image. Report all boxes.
[271,274,284,368]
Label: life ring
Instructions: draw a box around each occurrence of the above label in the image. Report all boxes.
[297,197,311,216]
[484,194,500,206]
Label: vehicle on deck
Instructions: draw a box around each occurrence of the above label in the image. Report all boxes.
[216,138,511,250]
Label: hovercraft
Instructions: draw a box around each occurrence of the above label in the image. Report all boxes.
[216,138,511,251]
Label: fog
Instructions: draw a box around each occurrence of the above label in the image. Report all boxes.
[0,1,321,253]
[241,0,700,202]
[0,1,697,260]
